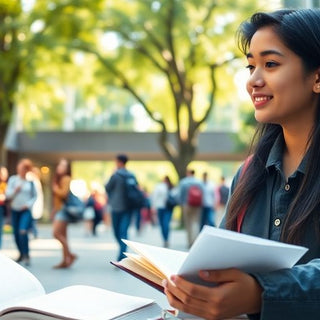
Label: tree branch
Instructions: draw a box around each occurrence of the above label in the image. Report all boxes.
[71,42,167,130]
[195,55,239,131]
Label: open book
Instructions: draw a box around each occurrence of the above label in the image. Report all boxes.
[0,253,162,320]
[111,226,308,293]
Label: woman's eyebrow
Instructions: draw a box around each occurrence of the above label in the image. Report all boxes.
[246,50,285,58]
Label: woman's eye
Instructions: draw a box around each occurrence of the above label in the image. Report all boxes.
[246,64,255,72]
[265,61,279,68]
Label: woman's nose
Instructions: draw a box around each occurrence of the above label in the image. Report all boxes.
[247,69,265,88]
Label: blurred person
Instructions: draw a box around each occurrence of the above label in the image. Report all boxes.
[105,154,138,261]
[199,172,216,231]
[216,176,230,226]
[5,159,37,266]
[27,166,44,239]
[51,158,78,269]
[140,187,155,228]
[84,182,105,236]
[134,186,152,235]
[177,169,203,248]
[0,166,9,249]
[151,176,175,248]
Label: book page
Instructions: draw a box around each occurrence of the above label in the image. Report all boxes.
[178,226,308,282]
[123,239,188,279]
[119,257,163,286]
[0,253,45,310]
[124,253,164,279]
[2,285,156,320]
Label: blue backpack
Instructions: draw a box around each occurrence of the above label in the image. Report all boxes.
[64,191,85,222]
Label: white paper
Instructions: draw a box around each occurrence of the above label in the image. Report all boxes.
[4,285,154,320]
[0,253,45,310]
[124,226,308,285]
[178,226,308,280]
[0,253,157,320]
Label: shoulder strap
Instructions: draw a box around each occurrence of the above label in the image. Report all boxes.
[236,155,253,233]
[30,180,35,197]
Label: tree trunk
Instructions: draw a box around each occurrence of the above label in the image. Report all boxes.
[0,122,8,165]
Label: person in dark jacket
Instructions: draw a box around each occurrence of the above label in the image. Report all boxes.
[105,154,137,261]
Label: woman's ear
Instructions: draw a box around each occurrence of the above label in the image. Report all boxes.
[313,69,320,93]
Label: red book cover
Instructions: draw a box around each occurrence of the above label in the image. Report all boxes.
[110,261,164,293]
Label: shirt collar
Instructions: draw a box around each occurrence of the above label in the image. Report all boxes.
[266,134,284,170]
[266,133,308,174]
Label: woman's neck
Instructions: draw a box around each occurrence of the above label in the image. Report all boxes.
[282,126,311,179]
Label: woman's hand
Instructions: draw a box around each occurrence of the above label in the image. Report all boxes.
[163,268,262,320]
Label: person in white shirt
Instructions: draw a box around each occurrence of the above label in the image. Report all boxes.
[27,166,44,239]
[6,158,37,266]
[151,176,175,248]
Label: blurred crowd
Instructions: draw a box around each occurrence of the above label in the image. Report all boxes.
[0,155,230,268]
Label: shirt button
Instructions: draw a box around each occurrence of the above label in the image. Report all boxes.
[274,218,281,227]
[284,184,290,191]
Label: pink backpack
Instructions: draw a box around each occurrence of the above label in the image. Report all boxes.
[187,185,203,207]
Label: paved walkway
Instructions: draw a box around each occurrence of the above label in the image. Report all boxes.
[1,221,189,309]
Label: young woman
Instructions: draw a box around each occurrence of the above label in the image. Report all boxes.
[52,158,77,268]
[5,159,37,266]
[163,9,320,320]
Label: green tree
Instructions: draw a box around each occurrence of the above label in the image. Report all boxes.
[1,0,277,178]
[0,0,87,162]
[65,0,264,178]
[0,1,23,162]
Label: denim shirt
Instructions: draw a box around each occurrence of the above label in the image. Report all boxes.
[221,135,320,320]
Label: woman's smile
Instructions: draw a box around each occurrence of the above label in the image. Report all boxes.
[252,94,273,108]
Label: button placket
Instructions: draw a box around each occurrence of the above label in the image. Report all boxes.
[274,218,281,226]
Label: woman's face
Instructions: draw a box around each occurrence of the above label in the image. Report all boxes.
[0,167,8,181]
[56,159,69,175]
[17,161,30,178]
[246,26,319,128]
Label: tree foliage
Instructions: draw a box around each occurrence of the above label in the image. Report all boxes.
[1,0,277,177]
[61,0,262,177]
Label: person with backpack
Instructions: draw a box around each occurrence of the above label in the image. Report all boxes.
[52,158,78,269]
[105,154,144,261]
[177,168,204,248]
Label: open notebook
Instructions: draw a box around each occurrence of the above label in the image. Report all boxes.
[0,253,161,320]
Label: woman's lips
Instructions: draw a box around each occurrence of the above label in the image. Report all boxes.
[252,95,272,108]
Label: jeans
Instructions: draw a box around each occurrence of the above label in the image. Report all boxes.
[111,210,133,261]
[157,208,173,242]
[134,209,141,232]
[11,209,32,257]
[200,206,215,231]
[0,205,5,249]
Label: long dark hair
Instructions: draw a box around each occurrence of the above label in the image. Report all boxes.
[164,175,174,189]
[53,158,72,186]
[226,9,320,244]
